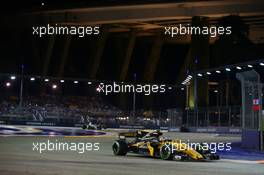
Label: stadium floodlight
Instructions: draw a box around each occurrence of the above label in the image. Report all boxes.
[30,77,35,81]
[260,63,264,66]
[181,75,192,85]
[197,73,203,77]
[225,68,231,72]
[60,80,65,83]
[216,70,221,74]
[214,90,218,93]
[236,66,242,70]
[52,84,57,89]
[88,82,92,85]
[181,87,185,91]
[74,81,78,84]
[44,79,49,82]
[10,76,16,80]
[5,82,11,87]
[206,72,211,75]
[168,87,172,90]
[247,64,253,68]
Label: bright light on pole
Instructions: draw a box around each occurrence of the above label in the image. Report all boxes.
[10,76,16,80]
[52,84,57,89]
[5,82,11,87]
[248,64,253,68]
[30,77,35,81]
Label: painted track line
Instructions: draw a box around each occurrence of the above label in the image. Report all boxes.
[257,160,264,164]
[221,159,258,164]
[64,135,115,138]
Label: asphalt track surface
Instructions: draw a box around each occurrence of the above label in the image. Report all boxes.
[0,132,264,175]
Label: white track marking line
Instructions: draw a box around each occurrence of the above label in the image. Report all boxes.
[221,159,258,164]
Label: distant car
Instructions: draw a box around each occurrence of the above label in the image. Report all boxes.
[112,130,219,161]
[82,122,100,130]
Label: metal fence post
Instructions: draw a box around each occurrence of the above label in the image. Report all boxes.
[218,107,221,127]
[228,107,231,127]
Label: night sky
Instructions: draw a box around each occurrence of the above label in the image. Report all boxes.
[0,1,264,110]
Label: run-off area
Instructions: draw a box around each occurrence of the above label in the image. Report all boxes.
[0,132,264,175]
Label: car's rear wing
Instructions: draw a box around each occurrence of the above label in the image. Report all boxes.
[118,132,138,139]
[118,130,154,139]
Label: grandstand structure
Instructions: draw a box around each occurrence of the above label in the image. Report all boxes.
[0,0,263,143]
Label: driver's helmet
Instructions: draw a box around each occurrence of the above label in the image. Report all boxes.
[150,130,162,137]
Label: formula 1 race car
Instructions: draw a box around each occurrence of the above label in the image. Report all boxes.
[82,122,103,130]
[112,130,220,161]
[82,122,98,130]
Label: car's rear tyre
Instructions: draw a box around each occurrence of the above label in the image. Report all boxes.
[207,153,220,160]
[160,144,173,160]
[112,140,128,156]
[82,125,87,130]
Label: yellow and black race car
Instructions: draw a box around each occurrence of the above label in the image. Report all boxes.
[112,130,220,161]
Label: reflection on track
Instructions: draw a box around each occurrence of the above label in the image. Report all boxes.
[0,125,110,136]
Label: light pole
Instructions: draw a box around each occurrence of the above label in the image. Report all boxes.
[194,57,199,127]
[186,84,189,127]
[19,65,24,109]
[194,75,198,127]
[132,73,136,125]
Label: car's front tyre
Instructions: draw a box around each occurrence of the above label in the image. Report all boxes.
[159,144,173,160]
[112,140,128,156]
